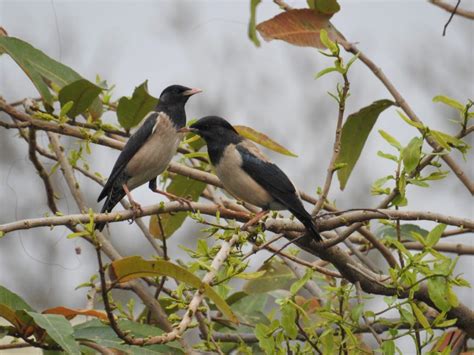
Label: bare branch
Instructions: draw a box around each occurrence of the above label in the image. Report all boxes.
[429,0,474,20]
[2,204,471,237]
[47,132,87,212]
[27,128,59,213]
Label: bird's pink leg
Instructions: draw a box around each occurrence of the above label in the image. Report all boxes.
[122,184,143,217]
[242,210,269,231]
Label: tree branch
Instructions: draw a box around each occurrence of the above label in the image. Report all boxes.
[2,204,471,236]
[429,0,474,20]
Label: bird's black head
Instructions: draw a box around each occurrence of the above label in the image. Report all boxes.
[188,116,242,165]
[157,85,202,127]
[159,85,201,105]
[189,116,241,144]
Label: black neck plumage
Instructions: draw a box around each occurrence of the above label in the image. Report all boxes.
[156,102,186,129]
[205,131,242,165]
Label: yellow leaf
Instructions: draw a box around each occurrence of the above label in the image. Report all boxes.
[234,125,297,157]
[109,256,238,323]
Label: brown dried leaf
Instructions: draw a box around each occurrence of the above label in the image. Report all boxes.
[42,306,108,320]
[256,9,346,49]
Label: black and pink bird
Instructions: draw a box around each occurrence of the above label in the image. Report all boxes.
[96,85,201,231]
[182,116,322,242]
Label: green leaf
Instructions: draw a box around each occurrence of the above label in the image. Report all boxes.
[248,0,262,47]
[426,224,446,248]
[109,256,238,323]
[350,303,364,322]
[379,129,402,150]
[0,285,34,312]
[371,175,393,195]
[428,276,451,312]
[399,307,415,326]
[401,137,423,174]
[429,130,469,154]
[117,81,159,129]
[74,319,183,354]
[235,270,267,280]
[377,150,398,162]
[290,268,313,295]
[336,99,394,190]
[235,125,298,157]
[447,286,459,307]
[58,79,102,118]
[434,318,457,328]
[315,0,341,15]
[0,36,82,106]
[315,66,338,79]
[149,175,206,239]
[320,328,335,353]
[255,322,277,354]
[26,312,80,354]
[411,303,432,334]
[319,29,338,54]
[59,101,74,118]
[281,303,298,339]
[231,293,269,325]
[381,340,395,355]
[397,111,425,129]
[0,285,34,329]
[433,95,464,111]
[243,260,296,294]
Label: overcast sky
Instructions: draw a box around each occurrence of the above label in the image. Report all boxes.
[0,0,472,352]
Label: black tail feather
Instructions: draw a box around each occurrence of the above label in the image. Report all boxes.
[96,186,125,231]
[290,207,322,242]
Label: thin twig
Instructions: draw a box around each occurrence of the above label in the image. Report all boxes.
[296,311,323,354]
[96,246,137,344]
[27,128,59,213]
[312,66,350,216]
[441,0,462,35]
[355,282,383,345]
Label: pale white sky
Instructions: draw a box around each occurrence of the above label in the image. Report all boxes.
[0,0,472,351]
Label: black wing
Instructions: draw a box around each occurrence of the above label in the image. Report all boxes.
[237,145,297,204]
[237,145,322,241]
[97,112,158,201]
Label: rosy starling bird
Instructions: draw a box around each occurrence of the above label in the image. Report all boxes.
[96,85,201,231]
[183,116,321,241]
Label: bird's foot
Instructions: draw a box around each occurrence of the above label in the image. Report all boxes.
[242,210,269,231]
[127,201,143,224]
[153,189,195,212]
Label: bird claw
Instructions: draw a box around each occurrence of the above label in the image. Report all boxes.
[173,196,195,212]
[127,201,143,224]
[154,189,195,212]
[242,210,269,231]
